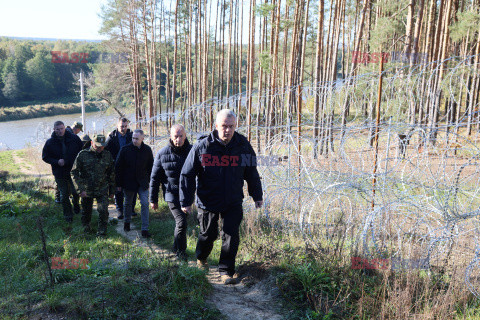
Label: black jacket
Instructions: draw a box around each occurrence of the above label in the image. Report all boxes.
[42,130,83,179]
[179,131,263,212]
[149,139,192,204]
[115,142,154,191]
[105,129,132,160]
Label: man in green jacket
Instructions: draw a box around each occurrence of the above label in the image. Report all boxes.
[71,134,115,236]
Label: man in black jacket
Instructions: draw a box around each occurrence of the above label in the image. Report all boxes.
[180,109,263,284]
[42,121,83,223]
[105,117,134,219]
[115,129,154,238]
[150,124,192,260]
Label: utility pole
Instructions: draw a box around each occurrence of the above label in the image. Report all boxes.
[80,69,85,132]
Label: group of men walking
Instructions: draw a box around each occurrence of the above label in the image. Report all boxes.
[42,109,263,284]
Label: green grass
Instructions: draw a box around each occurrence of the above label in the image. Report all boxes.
[0,151,221,319]
[0,151,21,173]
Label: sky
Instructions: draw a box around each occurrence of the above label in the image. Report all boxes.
[0,0,108,40]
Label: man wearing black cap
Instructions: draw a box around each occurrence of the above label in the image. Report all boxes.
[71,134,115,236]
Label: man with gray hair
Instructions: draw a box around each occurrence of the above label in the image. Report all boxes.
[115,129,154,238]
[150,124,192,260]
[180,109,263,284]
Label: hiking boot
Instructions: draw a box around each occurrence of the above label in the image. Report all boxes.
[117,211,124,219]
[221,274,239,285]
[83,225,92,233]
[196,259,209,270]
[55,197,61,204]
[131,211,138,217]
[141,230,151,238]
[123,222,130,232]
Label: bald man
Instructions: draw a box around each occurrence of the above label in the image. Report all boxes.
[180,109,263,284]
[150,125,192,260]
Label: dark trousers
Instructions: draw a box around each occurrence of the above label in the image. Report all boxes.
[115,190,137,214]
[168,201,187,255]
[196,204,243,276]
[81,194,109,234]
[55,176,79,222]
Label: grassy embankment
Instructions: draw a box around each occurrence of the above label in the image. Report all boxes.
[3,146,480,319]
[0,98,101,122]
[0,148,220,319]
[148,173,480,318]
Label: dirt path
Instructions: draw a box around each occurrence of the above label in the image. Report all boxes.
[109,206,284,320]
[12,150,50,177]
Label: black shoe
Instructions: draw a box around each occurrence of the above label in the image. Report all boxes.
[177,252,188,262]
[141,230,151,238]
[131,211,138,217]
[83,225,92,233]
[96,232,107,238]
[124,222,130,232]
[117,214,124,220]
[55,198,61,204]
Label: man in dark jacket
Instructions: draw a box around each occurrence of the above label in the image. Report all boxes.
[42,121,83,223]
[105,117,134,219]
[150,124,192,260]
[71,134,115,236]
[180,109,263,284]
[115,129,154,238]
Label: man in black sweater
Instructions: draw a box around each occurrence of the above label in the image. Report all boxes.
[115,129,154,238]
[42,121,82,223]
[105,117,134,219]
[180,109,263,284]
[150,124,192,260]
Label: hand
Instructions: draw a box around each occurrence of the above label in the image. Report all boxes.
[58,159,65,166]
[182,206,192,214]
[79,191,87,198]
[150,202,158,210]
[255,201,263,209]
[116,187,122,192]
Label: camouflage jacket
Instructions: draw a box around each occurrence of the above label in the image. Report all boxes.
[71,147,115,197]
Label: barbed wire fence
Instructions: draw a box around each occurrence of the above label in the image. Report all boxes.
[31,55,480,296]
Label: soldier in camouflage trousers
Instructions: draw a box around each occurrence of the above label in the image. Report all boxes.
[71,134,115,236]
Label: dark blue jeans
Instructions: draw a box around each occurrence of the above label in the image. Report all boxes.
[115,190,137,214]
[124,188,149,230]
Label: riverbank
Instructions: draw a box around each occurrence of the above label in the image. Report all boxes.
[0,100,101,122]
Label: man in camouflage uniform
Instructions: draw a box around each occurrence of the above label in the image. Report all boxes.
[71,134,115,236]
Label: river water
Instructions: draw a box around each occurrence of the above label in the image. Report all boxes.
[0,111,121,150]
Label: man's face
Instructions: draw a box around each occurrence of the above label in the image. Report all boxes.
[54,124,66,137]
[215,116,236,144]
[132,132,144,147]
[91,141,104,153]
[118,121,128,135]
[170,128,186,147]
[73,127,81,135]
